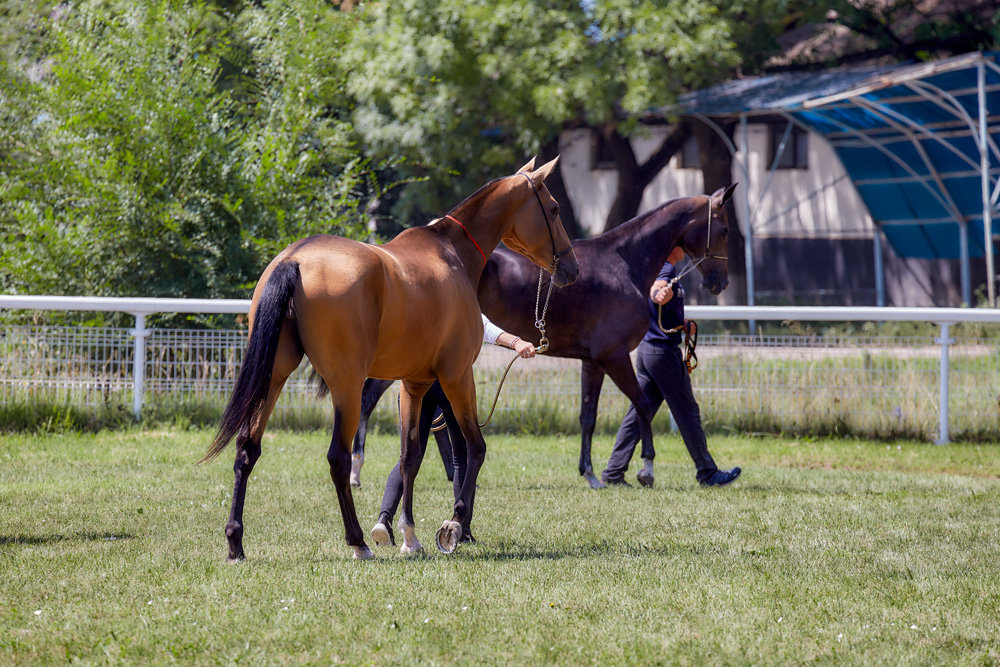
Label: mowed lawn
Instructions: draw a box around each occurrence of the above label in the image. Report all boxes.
[1,427,999,664]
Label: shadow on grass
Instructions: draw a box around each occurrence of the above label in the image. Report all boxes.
[442,538,704,563]
[0,532,135,546]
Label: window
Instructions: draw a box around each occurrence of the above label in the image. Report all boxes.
[590,132,616,171]
[677,136,701,170]
[769,124,809,169]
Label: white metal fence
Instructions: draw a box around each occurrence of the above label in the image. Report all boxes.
[2,297,1000,442]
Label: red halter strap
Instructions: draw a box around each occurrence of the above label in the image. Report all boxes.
[444,214,487,264]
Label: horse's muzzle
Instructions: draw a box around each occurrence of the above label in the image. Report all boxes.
[704,273,728,295]
[551,253,579,287]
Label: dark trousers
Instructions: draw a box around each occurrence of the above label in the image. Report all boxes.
[379,382,467,520]
[602,342,718,483]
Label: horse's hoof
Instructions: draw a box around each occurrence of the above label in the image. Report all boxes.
[636,460,655,488]
[226,553,245,564]
[349,474,361,488]
[352,544,374,560]
[585,472,606,490]
[399,523,423,554]
[400,540,423,555]
[371,521,394,547]
[435,520,463,554]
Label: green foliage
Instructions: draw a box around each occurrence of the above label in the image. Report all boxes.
[3,0,993,309]
[0,0,372,319]
[0,398,133,434]
[341,0,745,225]
[827,0,999,62]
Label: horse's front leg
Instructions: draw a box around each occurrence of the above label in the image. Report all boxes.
[398,380,432,554]
[435,370,484,554]
[601,354,657,486]
[351,378,394,487]
[579,360,607,489]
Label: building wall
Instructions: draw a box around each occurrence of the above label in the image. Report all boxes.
[559,123,874,239]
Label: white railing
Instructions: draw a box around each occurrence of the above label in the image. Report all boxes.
[2,296,1000,442]
[684,305,1000,443]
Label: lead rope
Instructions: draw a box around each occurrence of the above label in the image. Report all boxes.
[433,261,558,432]
[656,301,699,375]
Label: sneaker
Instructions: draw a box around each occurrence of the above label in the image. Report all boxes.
[699,467,741,488]
[603,476,633,487]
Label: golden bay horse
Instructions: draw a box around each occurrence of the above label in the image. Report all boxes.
[202,157,578,560]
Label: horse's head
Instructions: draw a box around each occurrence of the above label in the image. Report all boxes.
[500,156,579,287]
[677,183,737,295]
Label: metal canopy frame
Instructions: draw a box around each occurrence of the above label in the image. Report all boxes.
[674,52,1000,308]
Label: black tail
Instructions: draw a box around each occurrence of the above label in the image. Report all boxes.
[201,261,300,463]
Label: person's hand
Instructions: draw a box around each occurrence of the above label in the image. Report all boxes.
[512,338,536,358]
[651,284,673,305]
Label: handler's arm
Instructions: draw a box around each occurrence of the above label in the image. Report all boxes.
[650,279,674,305]
[483,313,536,358]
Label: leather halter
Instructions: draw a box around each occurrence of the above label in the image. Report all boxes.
[702,195,728,261]
[669,194,728,286]
[516,171,574,271]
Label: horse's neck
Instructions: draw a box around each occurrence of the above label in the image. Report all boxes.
[450,199,511,286]
[610,201,693,289]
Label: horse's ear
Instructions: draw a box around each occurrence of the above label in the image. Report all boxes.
[530,155,560,184]
[712,183,738,206]
[517,156,537,173]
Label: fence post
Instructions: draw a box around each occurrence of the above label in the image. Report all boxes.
[131,313,148,420]
[935,322,954,444]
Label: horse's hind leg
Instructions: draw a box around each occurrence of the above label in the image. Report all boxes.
[326,382,373,560]
[225,320,302,562]
[351,378,394,488]
[579,360,607,490]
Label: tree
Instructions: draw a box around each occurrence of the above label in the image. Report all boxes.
[0,0,372,323]
[339,0,749,235]
[772,0,1000,68]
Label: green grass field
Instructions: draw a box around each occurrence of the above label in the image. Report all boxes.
[2,428,999,664]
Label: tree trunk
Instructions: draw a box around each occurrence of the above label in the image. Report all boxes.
[692,117,746,305]
[602,120,690,232]
[600,125,643,231]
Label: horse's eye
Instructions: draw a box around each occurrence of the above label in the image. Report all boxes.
[720,227,729,238]
[551,204,560,216]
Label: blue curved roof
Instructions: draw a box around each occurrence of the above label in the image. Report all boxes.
[673,52,1000,260]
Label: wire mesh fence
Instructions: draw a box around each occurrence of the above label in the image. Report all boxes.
[0,325,133,404]
[2,323,999,440]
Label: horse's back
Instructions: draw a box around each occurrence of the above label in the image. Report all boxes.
[270,230,481,383]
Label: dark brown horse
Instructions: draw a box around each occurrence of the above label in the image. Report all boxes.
[202,157,578,559]
[351,185,735,490]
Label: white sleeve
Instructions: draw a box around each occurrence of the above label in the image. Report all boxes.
[481,313,503,345]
